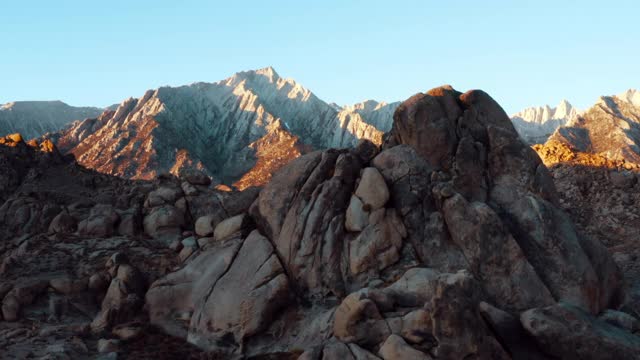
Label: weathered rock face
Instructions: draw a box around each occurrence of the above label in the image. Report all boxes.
[533,140,640,322]
[2,86,636,359]
[521,303,640,360]
[146,230,290,355]
[384,86,621,313]
[91,253,146,332]
[140,85,630,359]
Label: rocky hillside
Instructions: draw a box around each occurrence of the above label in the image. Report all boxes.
[511,99,578,144]
[0,101,103,139]
[534,140,640,321]
[51,67,395,186]
[2,86,639,359]
[546,89,640,164]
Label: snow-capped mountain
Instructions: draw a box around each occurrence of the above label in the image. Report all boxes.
[547,89,640,164]
[511,100,579,144]
[52,67,395,186]
[0,101,103,139]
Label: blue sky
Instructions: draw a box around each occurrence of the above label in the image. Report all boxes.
[1,0,638,114]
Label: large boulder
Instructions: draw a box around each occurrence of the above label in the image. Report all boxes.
[147,230,290,356]
[179,168,211,186]
[348,208,406,275]
[387,86,621,314]
[378,334,431,360]
[213,213,247,241]
[91,253,146,332]
[144,186,183,208]
[250,150,360,298]
[521,303,640,360]
[334,268,506,359]
[441,194,554,311]
[48,211,78,235]
[143,205,185,244]
[78,204,120,237]
[345,195,369,232]
[194,214,217,237]
[354,167,389,211]
[1,279,48,321]
[0,196,61,235]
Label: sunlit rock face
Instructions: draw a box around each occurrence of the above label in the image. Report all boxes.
[511,100,579,144]
[51,67,397,185]
[0,100,103,139]
[546,89,640,165]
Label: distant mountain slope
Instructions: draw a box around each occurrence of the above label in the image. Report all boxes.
[52,67,396,185]
[617,88,640,107]
[511,100,579,144]
[0,100,103,139]
[546,89,640,164]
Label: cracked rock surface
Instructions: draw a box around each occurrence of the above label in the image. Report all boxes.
[1,86,639,359]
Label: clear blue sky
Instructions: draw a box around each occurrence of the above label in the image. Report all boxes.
[1,0,638,114]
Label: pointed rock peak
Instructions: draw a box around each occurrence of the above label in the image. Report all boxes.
[255,66,280,82]
[558,99,572,107]
[617,89,640,107]
[344,99,384,113]
[225,66,282,85]
[554,99,577,118]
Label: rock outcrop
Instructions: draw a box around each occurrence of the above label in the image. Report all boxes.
[1,85,638,359]
[0,134,261,358]
[142,85,631,359]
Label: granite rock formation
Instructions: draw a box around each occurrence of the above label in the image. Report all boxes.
[1,86,638,359]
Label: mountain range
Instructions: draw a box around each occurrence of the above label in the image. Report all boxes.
[511,100,579,144]
[1,68,638,187]
[41,67,397,186]
[0,101,103,139]
[546,89,640,164]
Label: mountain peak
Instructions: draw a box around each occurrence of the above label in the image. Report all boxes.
[617,88,640,107]
[510,100,579,144]
[1,101,104,139]
[255,66,279,78]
